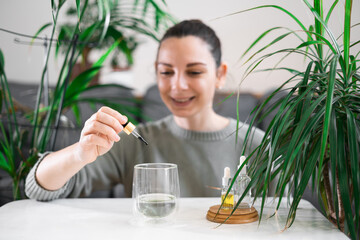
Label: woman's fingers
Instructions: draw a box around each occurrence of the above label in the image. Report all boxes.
[82,107,128,141]
[82,120,120,142]
[78,107,127,160]
[81,133,113,149]
[97,106,128,126]
[91,111,123,133]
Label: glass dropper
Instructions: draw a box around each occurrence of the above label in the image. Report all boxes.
[122,121,148,145]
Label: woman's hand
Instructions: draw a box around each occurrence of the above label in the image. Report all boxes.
[76,106,128,164]
[34,106,127,191]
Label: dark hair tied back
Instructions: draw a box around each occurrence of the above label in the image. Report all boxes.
[160,19,222,68]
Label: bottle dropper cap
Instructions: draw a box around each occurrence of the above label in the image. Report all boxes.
[238,156,247,175]
[222,167,231,186]
[122,121,148,145]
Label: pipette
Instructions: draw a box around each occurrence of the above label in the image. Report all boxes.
[122,120,148,145]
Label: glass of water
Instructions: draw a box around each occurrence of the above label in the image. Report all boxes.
[132,163,180,222]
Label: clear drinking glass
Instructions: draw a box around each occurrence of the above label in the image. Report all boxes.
[132,163,180,221]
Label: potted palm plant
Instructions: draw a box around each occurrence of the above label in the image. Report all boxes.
[0,0,174,202]
[228,0,359,239]
[53,0,175,84]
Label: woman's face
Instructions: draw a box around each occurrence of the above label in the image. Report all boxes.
[156,36,226,119]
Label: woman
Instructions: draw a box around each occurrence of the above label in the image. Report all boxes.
[25,20,264,200]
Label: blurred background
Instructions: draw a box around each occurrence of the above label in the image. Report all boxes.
[1,0,358,97]
[1,1,359,213]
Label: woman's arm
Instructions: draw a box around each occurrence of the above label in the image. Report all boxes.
[34,106,127,191]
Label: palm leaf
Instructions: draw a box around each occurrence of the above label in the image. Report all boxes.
[343,0,352,77]
[223,5,311,39]
[30,7,61,150]
[336,119,357,239]
[0,123,12,175]
[303,0,340,55]
[243,32,294,65]
[65,66,102,100]
[276,94,327,207]
[97,0,111,43]
[329,108,341,228]
[65,38,119,101]
[313,0,324,58]
[76,0,81,21]
[317,57,337,188]
[31,23,52,45]
[0,150,11,174]
[239,27,287,61]
[71,100,82,126]
[345,108,359,233]
[325,0,339,23]
[0,50,20,142]
[286,139,321,228]
[0,88,2,113]
[234,1,359,238]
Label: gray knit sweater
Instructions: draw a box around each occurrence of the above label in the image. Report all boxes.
[25,116,264,201]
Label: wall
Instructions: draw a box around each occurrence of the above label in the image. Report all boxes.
[0,0,359,96]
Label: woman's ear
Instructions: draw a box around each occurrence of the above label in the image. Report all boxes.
[216,62,228,89]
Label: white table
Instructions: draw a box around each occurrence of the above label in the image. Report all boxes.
[0,198,346,240]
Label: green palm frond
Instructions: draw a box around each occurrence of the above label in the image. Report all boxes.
[0,0,175,201]
[233,0,359,239]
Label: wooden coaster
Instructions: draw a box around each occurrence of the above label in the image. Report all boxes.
[206,205,259,224]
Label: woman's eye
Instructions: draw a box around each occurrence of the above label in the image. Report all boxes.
[188,71,202,76]
[160,71,173,76]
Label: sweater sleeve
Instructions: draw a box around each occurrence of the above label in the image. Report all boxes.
[25,130,137,200]
[25,152,75,201]
[65,147,124,198]
[25,148,124,200]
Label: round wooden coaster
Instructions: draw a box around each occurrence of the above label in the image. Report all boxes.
[206,205,259,224]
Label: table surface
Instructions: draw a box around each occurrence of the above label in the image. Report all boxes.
[0,197,347,240]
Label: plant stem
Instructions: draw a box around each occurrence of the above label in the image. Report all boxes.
[12,178,21,200]
[0,68,20,145]
[336,168,345,231]
[323,161,334,214]
[30,7,60,152]
[38,2,88,151]
[50,34,79,150]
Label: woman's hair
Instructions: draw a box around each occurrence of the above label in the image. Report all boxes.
[158,19,222,67]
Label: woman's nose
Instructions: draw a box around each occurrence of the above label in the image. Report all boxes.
[171,73,188,90]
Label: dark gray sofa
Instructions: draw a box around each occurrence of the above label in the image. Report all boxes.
[0,82,319,213]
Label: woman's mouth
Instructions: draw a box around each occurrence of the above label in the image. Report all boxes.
[171,96,195,106]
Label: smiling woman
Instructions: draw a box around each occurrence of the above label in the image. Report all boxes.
[25,19,264,201]
[155,20,228,131]
[156,39,227,131]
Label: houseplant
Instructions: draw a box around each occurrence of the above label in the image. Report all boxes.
[53,0,176,80]
[227,0,359,239]
[0,0,174,201]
